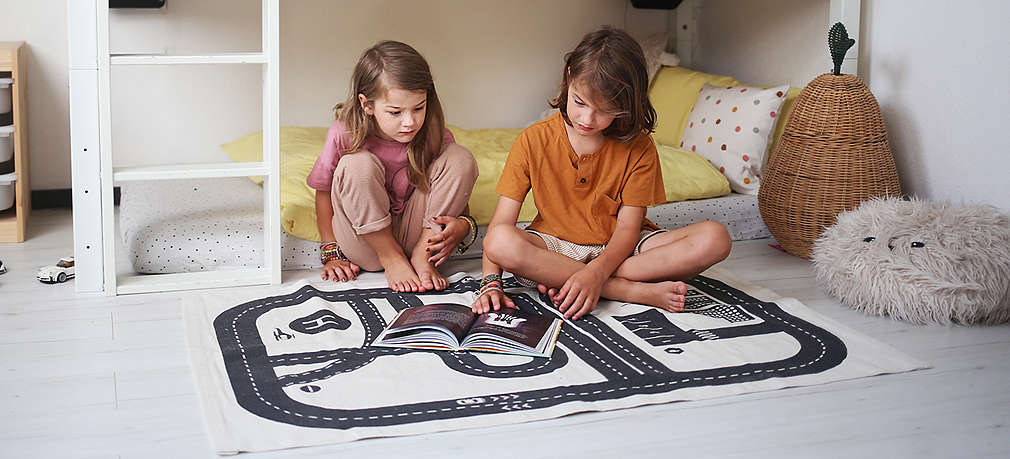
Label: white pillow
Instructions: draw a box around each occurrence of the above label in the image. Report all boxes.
[639,32,669,83]
[680,83,789,195]
[658,51,680,67]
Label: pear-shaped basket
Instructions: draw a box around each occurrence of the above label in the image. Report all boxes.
[758,23,901,258]
[758,73,902,258]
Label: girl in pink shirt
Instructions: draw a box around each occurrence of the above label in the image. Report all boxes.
[307,41,478,292]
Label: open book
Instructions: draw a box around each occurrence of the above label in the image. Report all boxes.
[371,303,563,358]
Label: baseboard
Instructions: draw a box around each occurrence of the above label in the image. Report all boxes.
[32,187,120,209]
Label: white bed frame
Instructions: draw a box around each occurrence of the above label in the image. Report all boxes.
[68,0,281,295]
[67,0,859,296]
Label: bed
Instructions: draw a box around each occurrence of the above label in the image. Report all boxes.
[119,64,796,274]
[119,178,768,273]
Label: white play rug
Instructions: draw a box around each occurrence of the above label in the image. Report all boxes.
[184,268,926,455]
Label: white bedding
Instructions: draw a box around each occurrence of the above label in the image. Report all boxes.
[647,193,771,241]
[120,178,318,274]
[119,178,768,274]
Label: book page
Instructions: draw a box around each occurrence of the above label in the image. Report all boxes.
[384,303,475,344]
[464,308,557,351]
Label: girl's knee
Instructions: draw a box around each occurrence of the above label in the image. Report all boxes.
[333,151,384,194]
[437,144,478,179]
[335,150,383,177]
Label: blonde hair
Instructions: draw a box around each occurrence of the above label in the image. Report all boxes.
[335,41,446,191]
[550,27,657,142]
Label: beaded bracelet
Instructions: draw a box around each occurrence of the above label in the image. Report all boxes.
[478,283,503,297]
[477,273,503,297]
[320,242,349,265]
[479,273,501,288]
[457,214,478,254]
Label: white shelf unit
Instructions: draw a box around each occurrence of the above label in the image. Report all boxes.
[112,162,269,182]
[68,0,281,295]
[110,52,268,65]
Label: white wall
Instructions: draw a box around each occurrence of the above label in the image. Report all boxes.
[5,1,1007,213]
[0,0,70,190]
[1,0,670,186]
[690,0,1010,212]
[282,1,669,130]
[861,0,1010,212]
[691,0,830,88]
[108,0,667,167]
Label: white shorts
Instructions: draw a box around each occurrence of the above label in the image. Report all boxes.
[514,229,666,288]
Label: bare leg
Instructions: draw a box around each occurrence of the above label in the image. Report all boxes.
[483,226,689,312]
[614,220,732,281]
[409,227,449,291]
[396,144,478,292]
[361,226,423,293]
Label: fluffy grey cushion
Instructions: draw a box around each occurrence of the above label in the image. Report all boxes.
[812,197,1010,325]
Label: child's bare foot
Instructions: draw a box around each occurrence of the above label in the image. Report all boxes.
[410,251,449,291]
[642,281,688,313]
[383,257,423,292]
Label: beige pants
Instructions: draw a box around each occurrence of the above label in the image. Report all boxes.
[329,144,478,271]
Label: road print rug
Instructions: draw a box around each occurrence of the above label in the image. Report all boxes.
[184,268,927,454]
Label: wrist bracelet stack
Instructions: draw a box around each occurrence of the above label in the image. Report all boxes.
[478,273,502,297]
[320,241,349,265]
[456,214,478,254]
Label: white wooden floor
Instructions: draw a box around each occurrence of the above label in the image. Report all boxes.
[2,209,1007,459]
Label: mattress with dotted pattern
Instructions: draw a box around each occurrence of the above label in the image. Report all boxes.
[119,178,320,274]
[646,192,771,241]
[120,179,767,274]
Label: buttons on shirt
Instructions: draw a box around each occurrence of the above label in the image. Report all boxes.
[574,154,592,186]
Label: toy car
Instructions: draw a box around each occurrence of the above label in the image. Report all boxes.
[0,259,6,275]
[38,256,75,283]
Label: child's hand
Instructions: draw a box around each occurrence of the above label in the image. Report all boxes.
[321,259,360,282]
[425,216,468,267]
[553,267,606,320]
[472,289,515,314]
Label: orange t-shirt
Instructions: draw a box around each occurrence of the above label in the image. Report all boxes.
[496,113,667,245]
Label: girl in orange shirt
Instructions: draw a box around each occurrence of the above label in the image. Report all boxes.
[474,27,732,319]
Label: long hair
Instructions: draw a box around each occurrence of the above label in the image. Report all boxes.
[550,27,657,142]
[335,41,445,191]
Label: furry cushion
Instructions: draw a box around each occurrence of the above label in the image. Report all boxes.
[812,197,1010,325]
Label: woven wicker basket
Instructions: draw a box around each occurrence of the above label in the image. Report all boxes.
[758,73,901,258]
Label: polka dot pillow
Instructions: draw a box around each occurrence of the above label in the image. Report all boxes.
[680,83,790,194]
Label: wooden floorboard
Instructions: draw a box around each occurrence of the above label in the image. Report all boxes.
[0,209,1007,458]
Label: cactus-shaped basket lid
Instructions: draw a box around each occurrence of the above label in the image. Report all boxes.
[829,22,856,76]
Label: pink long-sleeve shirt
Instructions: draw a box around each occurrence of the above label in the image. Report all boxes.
[306,120,455,215]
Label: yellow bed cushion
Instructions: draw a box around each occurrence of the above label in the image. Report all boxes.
[648,66,802,158]
[655,144,730,201]
[221,127,329,242]
[445,126,538,225]
[222,126,730,242]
